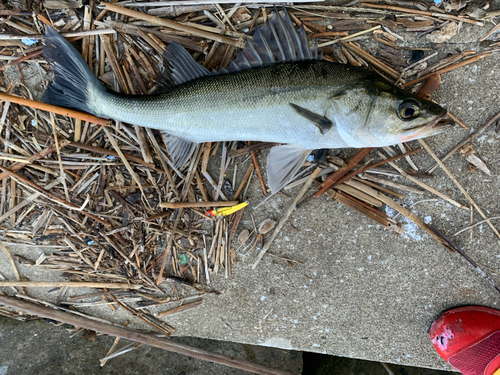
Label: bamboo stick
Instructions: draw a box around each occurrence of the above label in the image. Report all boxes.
[0,28,116,40]
[124,0,319,5]
[67,141,161,172]
[342,42,399,80]
[332,147,421,190]
[234,163,254,200]
[0,240,23,293]
[350,177,403,198]
[347,180,454,250]
[308,31,349,39]
[426,110,500,174]
[81,5,92,62]
[360,174,424,195]
[446,112,469,130]
[329,190,389,227]
[248,142,267,195]
[157,299,203,318]
[335,184,382,207]
[0,49,43,72]
[100,35,129,94]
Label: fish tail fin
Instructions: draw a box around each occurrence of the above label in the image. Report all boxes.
[43,26,104,115]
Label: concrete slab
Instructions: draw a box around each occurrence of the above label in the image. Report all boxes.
[1,4,500,373]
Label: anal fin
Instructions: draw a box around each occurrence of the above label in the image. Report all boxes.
[160,131,197,169]
[267,144,311,194]
[289,103,333,135]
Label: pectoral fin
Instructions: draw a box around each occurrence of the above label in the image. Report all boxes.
[289,103,333,135]
[160,131,198,168]
[267,144,311,194]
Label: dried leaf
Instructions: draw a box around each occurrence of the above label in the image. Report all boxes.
[426,22,458,44]
[232,7,252,23]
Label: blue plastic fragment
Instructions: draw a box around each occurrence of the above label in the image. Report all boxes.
[87,240,95,245]
[178,254,188,264]
[108,155,115,160]
[21,38,38,46]
[307,155,315,162]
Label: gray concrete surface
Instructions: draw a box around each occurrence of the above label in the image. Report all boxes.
[2,3,500,373]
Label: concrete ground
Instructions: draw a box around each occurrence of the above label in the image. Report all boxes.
[1,2,500,373]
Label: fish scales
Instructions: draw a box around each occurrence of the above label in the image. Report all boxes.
[97,61,369,149]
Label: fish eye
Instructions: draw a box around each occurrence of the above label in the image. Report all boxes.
[398,100,420,121]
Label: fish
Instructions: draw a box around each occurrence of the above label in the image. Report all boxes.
[42,7,453,194]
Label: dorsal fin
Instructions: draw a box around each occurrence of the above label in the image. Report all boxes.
[158,6,321,88]
[297,24,311,60]
[270,6,296,61]
[162,42,214,86]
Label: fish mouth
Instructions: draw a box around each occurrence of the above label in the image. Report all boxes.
[400,112,454,142]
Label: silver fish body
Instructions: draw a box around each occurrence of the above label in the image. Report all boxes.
[97,61,369,150]
[96,61,449,150]
[42,10,452,193]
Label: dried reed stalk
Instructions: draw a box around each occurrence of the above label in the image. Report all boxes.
[403,54,490,88]
[318,25,380,48]
[360,3,479,24]
[347,180,454,250]
[0,281,141,289]
[0,93,111,126]
[315,148,373,196]
[377,151,468,210]
[426,110,500,174]
[418,139,500,239]
[103,3,244,48]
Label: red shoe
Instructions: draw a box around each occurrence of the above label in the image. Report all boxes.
[429,306,500,375]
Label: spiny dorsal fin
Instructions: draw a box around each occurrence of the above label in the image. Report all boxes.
[230,6,321,72]
[162,42,214,86]
[158,6,320,88]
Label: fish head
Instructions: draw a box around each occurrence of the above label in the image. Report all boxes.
[329,80,453,147]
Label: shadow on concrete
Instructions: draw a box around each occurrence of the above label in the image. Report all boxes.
[302,351,454,375]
